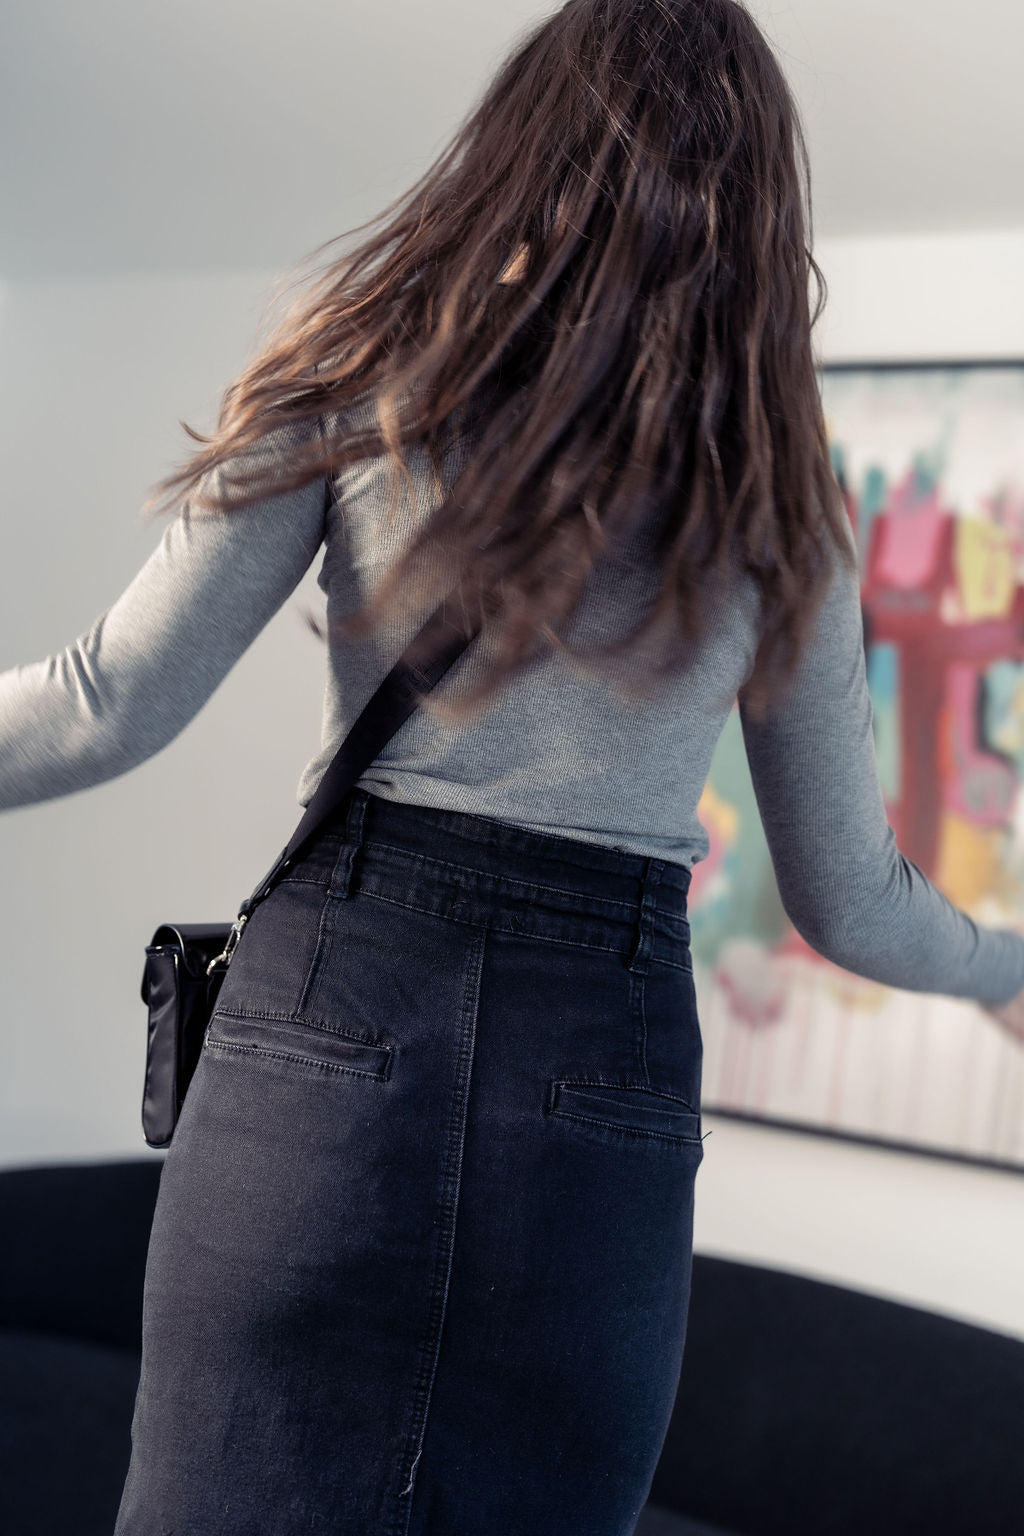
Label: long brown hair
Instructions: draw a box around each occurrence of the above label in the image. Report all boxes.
[140,0,857,727]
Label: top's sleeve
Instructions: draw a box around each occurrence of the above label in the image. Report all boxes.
[738,518,1024,1008]
[0,423,330,812]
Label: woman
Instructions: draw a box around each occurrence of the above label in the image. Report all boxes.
[3,2,1023,1532]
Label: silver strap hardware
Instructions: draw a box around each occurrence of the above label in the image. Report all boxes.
[206,913,249,975]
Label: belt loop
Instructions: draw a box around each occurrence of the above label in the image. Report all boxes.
[333,788,369,900]
[627,857,665,975]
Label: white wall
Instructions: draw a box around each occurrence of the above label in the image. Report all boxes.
[2,229,1022,1346]
[0,269,331,1162]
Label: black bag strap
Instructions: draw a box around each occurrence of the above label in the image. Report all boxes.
[208,593,482,973]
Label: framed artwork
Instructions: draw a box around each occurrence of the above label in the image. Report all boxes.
[694,359,1024,1173]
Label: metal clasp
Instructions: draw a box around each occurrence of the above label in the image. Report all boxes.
[206,913,249,975]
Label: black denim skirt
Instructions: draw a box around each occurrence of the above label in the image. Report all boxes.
[114,786,705,1536]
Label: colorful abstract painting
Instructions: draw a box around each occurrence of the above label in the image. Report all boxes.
[694,361,1024,1172]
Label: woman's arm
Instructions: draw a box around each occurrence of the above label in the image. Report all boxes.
[739,521,1024,1009]
[0,433,331,811]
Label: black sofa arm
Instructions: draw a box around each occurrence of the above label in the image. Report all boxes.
[0,1157,163,1353]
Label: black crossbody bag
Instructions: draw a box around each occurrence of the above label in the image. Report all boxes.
[139,597,480,1150]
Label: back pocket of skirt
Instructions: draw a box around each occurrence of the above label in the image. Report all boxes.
[547,1081,703,1146]
[204,1009,391,1081]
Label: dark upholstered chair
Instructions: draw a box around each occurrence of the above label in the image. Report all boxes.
[1,1159,1021,1536]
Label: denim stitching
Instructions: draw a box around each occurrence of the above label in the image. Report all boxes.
[628,969,645,1080]
[348,839,642,915]
[204,1038,390,1079]
[209,1004,390,1049]
[350,886,694,972]
[548,1107,703,1147]
[550,1076,699,1110]
[391,924,487,1531]
[295,837,356,1017]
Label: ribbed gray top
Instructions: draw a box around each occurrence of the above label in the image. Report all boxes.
[2,396,1023,1005]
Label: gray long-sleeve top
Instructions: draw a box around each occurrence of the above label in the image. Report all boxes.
[3,394,1024,1006]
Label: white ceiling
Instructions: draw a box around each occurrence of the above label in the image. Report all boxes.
[1,0,1021,284]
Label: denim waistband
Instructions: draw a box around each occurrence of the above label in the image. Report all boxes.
[292,788,692,976]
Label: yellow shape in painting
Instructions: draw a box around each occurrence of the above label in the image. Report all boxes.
[822,966,889,1015]
[698,779,740,847]
[935,810,1016,909]
[955,518,1016,620]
